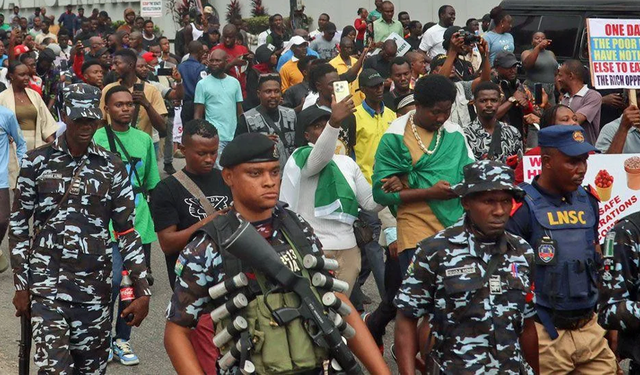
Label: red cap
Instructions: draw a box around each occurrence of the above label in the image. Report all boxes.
[142,52,155,64]
[121,270,129,276]
[14,45,29,56]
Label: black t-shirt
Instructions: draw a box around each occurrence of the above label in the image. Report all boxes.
[151,168,233,289]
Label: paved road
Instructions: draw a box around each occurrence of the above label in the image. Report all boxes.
[0,157,398,374]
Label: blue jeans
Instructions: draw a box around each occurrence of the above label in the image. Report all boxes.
[110,243,132,341]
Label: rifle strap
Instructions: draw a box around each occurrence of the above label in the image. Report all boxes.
[174,170,218,217]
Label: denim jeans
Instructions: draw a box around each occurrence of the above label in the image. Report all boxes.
[163,124,173,165]
[110,242,131,341]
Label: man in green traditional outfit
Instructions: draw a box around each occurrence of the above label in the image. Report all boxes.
[362,74,475,350]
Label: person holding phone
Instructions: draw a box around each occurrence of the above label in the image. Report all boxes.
[522,31,557,105]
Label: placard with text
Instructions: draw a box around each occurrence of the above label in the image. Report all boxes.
[587,18,640,89]
[523,154,640,242]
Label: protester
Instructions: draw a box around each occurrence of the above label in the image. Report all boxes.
[236,74,297,169]
[596,104,640,154]
[484,6,515,64]
[419,5,456,60]
[521,31,558,105]
[405,51,427,88]
[0,105,25,256]
[464,81,523,162]
[310,22,339,60]
[82,60,104,89]
[280,36,309,91]
[404,21,423,51]
[282,55,317,112]
[363,39,397,79]
[372,1,404,44]
[178,40,207,125]
[310,13,330,41]
[329,38,366,106]
[94,86,160,365]
[142,20,158,50]
[367,73,474,351]
[354,8,368,53]
[265,14,290,50]
[10,83,151,374]
[193,49,243,163]
[383,57,412,112]
[557,59,603,145]
[212,24,250,98]
[57,4,76,35]
[368,0,384,22]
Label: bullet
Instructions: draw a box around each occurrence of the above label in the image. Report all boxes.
[212,316,248,347]
[333,313,356,339]
[303,254,339,271]
[312,273,349,293]
[210,293,249,323]
[322,292,352,316]
[208,273,249,300]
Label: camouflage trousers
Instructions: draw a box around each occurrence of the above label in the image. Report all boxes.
[31,296,111,375]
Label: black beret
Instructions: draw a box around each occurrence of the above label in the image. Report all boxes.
[220,133,279,168]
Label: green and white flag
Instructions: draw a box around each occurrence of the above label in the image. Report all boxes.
[281,146,359,224]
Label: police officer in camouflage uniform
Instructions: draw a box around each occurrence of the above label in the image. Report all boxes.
[9,83,151,374]
[507,125,617,374]
[395,160,539,375]
[599,211,640,373]
[164,132,390,375]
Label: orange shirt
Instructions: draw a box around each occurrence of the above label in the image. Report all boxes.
[280,59,304,92]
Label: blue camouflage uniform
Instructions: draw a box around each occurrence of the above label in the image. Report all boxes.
[395,161,537,374]
[9,84,151,374]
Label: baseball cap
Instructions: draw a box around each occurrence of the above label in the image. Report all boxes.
[452,160,525,201]
[203,6,214,14]
[62,83,103,121]
[298,106,331,130]
[493,51,519,69]
[358,68,385,88]
[14,45,29,56]
[538,125,599,156]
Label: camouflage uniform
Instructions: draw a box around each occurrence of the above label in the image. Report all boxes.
[599,211,640,368]
[9,129,151,373]
[166,205,322,328]
[395,160,536,375]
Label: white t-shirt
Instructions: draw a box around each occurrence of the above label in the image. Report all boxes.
[419,24,447,58]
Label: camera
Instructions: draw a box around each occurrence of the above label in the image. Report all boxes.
[459,30,481,45]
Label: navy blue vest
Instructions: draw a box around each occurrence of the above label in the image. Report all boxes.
[521,184,599,311]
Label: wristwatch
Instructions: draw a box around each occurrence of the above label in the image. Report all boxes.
[508,96,518,106]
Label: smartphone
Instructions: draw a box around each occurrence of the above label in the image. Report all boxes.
[157,68,173,76]
[534,83,543,105]
[333,81,350,103]
[133,83,144,92]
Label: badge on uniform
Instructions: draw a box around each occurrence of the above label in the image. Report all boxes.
[535,236,558,265]
[603,231,616,258]
[489,275,503,295]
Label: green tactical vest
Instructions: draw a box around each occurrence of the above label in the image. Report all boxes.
[198,207,330,374]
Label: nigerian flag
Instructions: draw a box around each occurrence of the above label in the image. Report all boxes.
[372,114,474,227]
[282,146,359,224]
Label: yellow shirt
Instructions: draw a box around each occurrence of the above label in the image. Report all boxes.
[396,119,444,252]
[100,78,168,139]
[329,55,365,107]
[353,102,396,184]
[280,59,304,92]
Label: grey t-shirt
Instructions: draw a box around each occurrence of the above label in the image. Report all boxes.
[595,117,640,154]
[310,37,338,60]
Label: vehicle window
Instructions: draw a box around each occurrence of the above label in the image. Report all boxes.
[538,15,582,59]
[511,15,541,56]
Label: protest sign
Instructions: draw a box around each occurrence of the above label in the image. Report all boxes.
[141,0,163,17]
[370,32,412,57]
[587,18,640,90]
[523,154,640,242]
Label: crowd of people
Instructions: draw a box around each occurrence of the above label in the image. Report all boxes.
[1,0,640,374]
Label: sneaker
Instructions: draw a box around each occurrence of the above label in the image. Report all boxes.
[147,269,154,286]
[164,163,177,175]
[112,339,139,366]
[0,251,9,273]
[173,149,184,158]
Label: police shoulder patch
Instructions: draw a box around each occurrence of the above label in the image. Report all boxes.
[603,231,615,258]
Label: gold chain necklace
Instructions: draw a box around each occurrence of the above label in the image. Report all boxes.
[410,113,442,155]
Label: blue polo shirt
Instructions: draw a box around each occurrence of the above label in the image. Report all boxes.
[276,48,319,72]
[0,106,26,189]
[178,56,208,102]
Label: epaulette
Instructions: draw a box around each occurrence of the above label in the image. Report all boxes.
[585,184,601,202]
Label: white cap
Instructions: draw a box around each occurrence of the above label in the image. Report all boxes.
[283,35,308,54]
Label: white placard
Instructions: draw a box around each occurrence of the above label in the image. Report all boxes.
[141,0,162,17]
[587,18,640,89]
